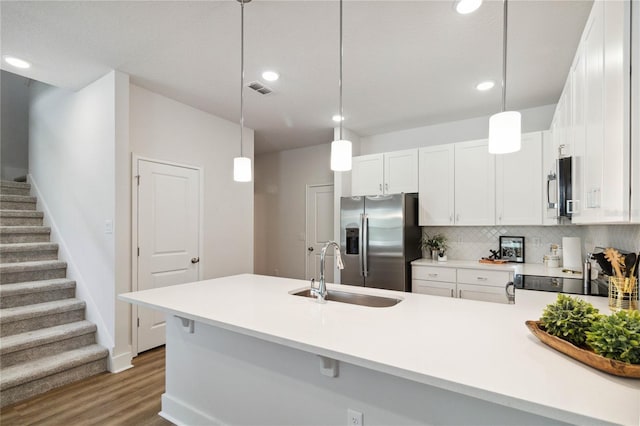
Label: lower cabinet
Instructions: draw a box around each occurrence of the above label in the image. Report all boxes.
[412,265,513,304]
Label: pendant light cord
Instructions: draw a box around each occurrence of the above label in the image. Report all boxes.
[339,0,344,141]
[501,0,508,113]
[239,0,245,157]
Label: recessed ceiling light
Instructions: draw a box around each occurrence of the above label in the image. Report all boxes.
[476,80,495,91]
[332,114,344,122]
[3,55,31,69]
[261,71,279,82]
[454,0,483,15]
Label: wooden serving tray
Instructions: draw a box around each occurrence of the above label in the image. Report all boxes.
[525,320,640,379]
[478,258,509,264]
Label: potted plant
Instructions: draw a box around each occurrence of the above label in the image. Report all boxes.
[420,233,448,261]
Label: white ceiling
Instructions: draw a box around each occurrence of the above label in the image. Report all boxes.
[1,0,593,154]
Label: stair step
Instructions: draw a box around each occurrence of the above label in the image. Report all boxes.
[0,344,108,407]
[0,299,85,337]
[0,242,58,263]
[0,195,37,211]
[0,260,66,284]
[0,321,97,367]
[0,226,51,243]
[0,181,30,197]
[0,210,44,226]
[0,278,76,308]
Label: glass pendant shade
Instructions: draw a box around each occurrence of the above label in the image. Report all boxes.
[233,156,252,182]
[330,139,352,171]
[488,111,521,154]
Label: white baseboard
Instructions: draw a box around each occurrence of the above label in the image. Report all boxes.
[109,350,133,373]
[160,393,224,426]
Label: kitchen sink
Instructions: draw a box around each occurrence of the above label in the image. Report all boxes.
[291,288,402,307]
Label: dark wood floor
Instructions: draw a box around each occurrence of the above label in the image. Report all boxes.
[0,346,172,426]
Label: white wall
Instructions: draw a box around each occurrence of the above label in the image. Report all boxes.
[255,143,333,279]
[130,84,254,280]
[1,71,30,180]
[29,72,123,367]
[359,104,556,155]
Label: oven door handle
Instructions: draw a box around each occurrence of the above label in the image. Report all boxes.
[505,281,515,304]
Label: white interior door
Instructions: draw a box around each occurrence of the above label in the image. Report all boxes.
[137,159,200,353]
[305,184,334,282]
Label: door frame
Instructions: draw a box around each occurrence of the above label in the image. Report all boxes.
[304,183,334,281]
[130,154,204,356]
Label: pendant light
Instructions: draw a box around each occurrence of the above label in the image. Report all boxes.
[488,0,521,154]
[234,0,252,182]
[330,0,352,172]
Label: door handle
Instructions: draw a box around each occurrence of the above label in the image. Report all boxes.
[359,214,364,277]
[547,172,557,209]
[191,257,200,264]
[363,214,369,278]
[308,247,314,252]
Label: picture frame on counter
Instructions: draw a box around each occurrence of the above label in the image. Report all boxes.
[500,236,525,263]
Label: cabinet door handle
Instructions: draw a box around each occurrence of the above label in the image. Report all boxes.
[379,183,382,192]
[477,277,488,281]
[459,289,462,298]
[449,215,453,223]
[428,273,438,277]
[567,200,576,214]
[385,183,388,191]
[456,214,460,222]
[450,289,454,298]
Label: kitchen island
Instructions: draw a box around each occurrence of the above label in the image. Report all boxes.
[120,274,640,425]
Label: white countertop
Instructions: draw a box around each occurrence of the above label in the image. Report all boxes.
[412,258,586,279]
[120,274,639,425]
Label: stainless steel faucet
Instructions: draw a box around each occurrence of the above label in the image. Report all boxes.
[310,241,345,302]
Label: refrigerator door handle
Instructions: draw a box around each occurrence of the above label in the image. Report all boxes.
[358,214,364,277]
[363,214,369,278]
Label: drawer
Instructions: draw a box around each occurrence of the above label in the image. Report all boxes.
[412,280,456,298]
[457,269,511,287]
[412,266,456,283]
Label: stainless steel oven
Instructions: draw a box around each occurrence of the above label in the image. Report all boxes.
[514,274,608,296]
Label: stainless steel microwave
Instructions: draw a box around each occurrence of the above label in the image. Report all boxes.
[546,157,572,221]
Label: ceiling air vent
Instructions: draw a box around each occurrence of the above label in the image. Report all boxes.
[247,81,273,95]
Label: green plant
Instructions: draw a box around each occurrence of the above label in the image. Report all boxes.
[540,294,601,347]
[420,233,448,254]
[586,310,640,364]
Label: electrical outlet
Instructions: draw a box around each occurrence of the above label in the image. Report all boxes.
[104,219,113,234]
[348,409,363,426]
[532,237,542,246]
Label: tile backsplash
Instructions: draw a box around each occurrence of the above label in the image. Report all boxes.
[422,225,640,264]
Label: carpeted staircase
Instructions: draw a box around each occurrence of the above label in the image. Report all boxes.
[0,180,108,408]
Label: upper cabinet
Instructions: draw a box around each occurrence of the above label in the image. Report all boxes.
[571,0,631,223]
[454,140,495,226]
[550,0,632,224]
[351,149,418,196]
[496,132,543,225]
[632,0,639,223]
[418,144,454,226]
[419,139,497,226]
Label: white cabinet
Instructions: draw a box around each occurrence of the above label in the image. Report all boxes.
[457,284,508,304]
[418,144,455,226]
[495,132,543,225]
[351,153,384,196]
[351,149,418,196]
[570,0,630,224]
[412,265,513,304]
[454,139,495,226]
[632,0,640,223]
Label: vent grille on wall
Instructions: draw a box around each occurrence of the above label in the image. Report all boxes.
[247,81,272,95]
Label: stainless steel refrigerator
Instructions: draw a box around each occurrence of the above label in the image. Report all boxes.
[340,193,421,292]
